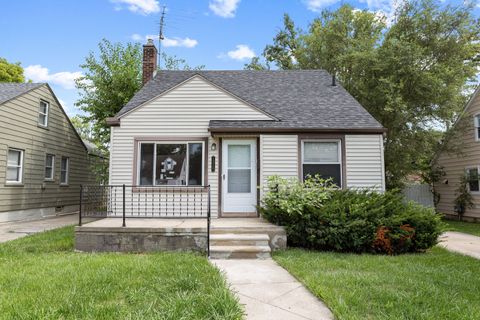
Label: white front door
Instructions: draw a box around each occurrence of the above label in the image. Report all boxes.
[222,139,257,214]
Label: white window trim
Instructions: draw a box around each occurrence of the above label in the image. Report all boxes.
[301,139,342,187]
[44,154,55,181]
[137,141,205,187]
[465,166,480,194]
[474,114,480,141]
[60,157,69,185]
[38,100,49,127]
[6,148,24,185]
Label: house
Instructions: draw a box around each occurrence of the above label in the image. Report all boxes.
[435,85,480,221]
[105,40,386,219]
[0,82,100,222]
[75,40,386,256]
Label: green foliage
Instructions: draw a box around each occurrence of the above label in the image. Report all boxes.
[0,57,24,82]
[454,174,474,218]
[248,0,480,188]
[260,176,443,254]
[75,39,143,150]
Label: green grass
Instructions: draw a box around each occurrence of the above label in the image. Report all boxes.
[443,219,480,237]
[0,226,243,320]
[274,247,480,320]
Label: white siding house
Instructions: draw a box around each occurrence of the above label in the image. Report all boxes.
[108,70,386,218]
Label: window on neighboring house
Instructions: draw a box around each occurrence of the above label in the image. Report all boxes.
[474,115,480,141]
[38,100,49,127]
[60,157,69,185]
[466,167,480,192]
[6,148,23,184]
[138,141,204,186]
[45,154,55,180]
[302,140,342,187]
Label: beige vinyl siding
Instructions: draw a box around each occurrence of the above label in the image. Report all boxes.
[260,134,298,193]
[109,76,273,217]
[435,89,480,219]
[0,85,96,214]
[345,134,385,191]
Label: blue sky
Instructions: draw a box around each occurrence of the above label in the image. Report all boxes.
[1,0,478,116]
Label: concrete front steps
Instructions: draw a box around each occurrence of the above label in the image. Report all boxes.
[210,233,272,259]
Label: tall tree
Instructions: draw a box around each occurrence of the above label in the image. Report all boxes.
[247,1,480,188]
[75,39,203,150]
[0,58,24,83]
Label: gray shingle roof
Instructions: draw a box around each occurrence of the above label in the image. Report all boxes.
[0,83,44,105]
[116,70,384,131]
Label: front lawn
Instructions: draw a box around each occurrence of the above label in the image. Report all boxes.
[443,219,480,237]
[0,226,243,319]
[274,247,480,320]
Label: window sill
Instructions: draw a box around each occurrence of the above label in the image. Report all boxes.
[4,182,24,187]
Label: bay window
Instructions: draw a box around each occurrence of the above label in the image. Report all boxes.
[301,140,342,187]
[138,141,204,186]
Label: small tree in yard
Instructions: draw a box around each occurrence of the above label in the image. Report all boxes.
[454,174,474,220]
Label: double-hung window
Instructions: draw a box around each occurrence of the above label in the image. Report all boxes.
[301,140,342,187]
[138,141,204,186]
[6,148,23,184]
[45,154,55,180]
[60,157,69,185]
[466,167,480,192]
[38,100,49,127]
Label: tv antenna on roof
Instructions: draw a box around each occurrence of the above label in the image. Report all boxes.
[158,5,166,69]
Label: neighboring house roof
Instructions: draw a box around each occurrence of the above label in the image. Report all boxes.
[115,70,385,132]
[0,83,44,105]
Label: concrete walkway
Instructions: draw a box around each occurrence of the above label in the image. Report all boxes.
[0,214,82,243]
[213,259,333,320]
[438,231,480,260]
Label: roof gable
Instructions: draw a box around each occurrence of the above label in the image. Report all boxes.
[116,70,384,131]
[118,74,275,120]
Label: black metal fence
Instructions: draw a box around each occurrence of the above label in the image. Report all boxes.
[79,185,211,255]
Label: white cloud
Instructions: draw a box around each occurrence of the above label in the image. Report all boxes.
[226,44,256,61]
[111,0,160,15]
[209,0,240,18]
[131,34,198,48]
[163,37,198,48]
[24,65,82,90]
[304,0,340,12]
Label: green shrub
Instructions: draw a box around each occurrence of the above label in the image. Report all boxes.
[260,176,443,254]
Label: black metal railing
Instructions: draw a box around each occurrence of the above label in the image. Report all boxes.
[79,184,211,256]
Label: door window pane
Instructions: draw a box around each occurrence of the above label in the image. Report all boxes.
[188,143,203,186]
[139,144,154,185]
[304,142,338,163]
[228,169,251,193]
[228,145,251,168]
[155,144,187,185]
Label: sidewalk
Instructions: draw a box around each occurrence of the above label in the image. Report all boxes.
[0,214,82,243]
[438,231,480,260]
[212,259,333,320]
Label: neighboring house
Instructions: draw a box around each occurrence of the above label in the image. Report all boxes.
[435,85,480,221]
[106,40,386,218]
[0,83,99,222]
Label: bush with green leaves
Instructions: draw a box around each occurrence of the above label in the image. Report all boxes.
[260,176,443,254]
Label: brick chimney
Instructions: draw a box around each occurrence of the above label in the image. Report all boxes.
[142,39,157,85]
